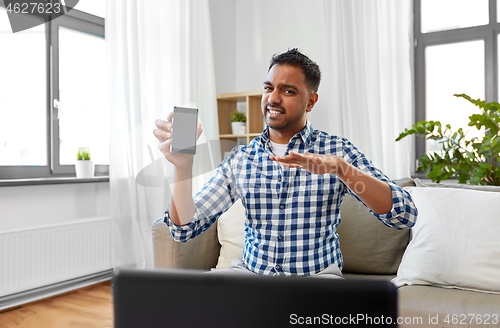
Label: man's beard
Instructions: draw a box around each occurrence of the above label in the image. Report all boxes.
[263,102,286,129]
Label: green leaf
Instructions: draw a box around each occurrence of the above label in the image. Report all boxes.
[458,163,470,172]
[469,176,482,185]
[492,143,500,157]
[457,172,470,184]
[395,129,412,141]
[465,151,475,159]
[454,94,485,109]
[478,162,491,170]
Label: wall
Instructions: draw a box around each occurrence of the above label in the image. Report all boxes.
[0,182,110,232]
[208,0,237,95]
[209,0,337,134]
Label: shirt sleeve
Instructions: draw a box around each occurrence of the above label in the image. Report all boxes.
[341,138,418,230]
[163,147,241,242]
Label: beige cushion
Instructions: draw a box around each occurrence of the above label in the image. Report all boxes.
[337,178,414,274]
[399,285,500,327]
[393,187,500,294]
[152,218,220,270]
[337,194,411,274]
[343,273,396,281]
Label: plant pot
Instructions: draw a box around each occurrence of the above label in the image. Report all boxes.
[75,160,95,179]
[231,122,246,135]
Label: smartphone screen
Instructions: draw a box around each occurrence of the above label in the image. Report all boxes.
[171,107,198,154]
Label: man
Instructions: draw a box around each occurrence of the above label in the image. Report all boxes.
[153,48,417,278]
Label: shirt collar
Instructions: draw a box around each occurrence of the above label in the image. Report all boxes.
[260,120,314,147]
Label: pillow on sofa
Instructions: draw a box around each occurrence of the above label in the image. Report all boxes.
[393,187,500,294]
[337,194,411,274]
[215,199,246,269]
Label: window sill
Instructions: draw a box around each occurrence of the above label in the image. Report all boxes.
[0,176,109,187]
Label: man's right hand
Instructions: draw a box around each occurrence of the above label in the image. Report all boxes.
[153,111,203,167]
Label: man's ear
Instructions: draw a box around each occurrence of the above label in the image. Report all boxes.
[306,93,319,112]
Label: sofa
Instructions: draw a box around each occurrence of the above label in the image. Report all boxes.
[152,178,500,328]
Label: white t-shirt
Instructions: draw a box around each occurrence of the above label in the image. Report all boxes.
[270,141,288,157]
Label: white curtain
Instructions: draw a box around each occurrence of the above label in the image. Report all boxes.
[106,0,219,268]
[327,0,414,179]
[231,0,414,179]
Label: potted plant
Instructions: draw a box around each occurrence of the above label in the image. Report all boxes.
[396,94,500,185]
[75,147,95,179]
[231,111,247,135]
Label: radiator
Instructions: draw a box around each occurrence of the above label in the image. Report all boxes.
[0,216,112,297]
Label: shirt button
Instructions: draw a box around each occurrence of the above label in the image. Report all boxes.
[278,235,283,240]
[275,265,280,270]
[280,205,284,210]
[278,178,282,182]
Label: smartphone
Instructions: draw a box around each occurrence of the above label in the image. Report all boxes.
[171,106,199,154]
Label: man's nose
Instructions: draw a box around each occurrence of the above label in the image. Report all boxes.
[268,88,281,105]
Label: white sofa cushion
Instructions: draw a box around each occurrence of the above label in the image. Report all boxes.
[215,199,246,269]
[393,187,500,294]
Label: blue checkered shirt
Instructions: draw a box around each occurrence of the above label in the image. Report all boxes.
[165,121,417,276]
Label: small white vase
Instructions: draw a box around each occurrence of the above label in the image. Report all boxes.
[231,122,246,135]
[75,160,95,178]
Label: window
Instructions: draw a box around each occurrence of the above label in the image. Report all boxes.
[414,0,500,172]
[55,21,109,169]
[0,12,47,167]
[0,1,107,179]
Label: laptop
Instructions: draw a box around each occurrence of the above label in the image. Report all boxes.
[113,268,398,328]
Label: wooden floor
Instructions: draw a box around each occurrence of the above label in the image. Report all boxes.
[0,281,113,328]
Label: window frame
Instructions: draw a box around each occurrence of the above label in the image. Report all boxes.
[414,0,500,176]
[0,0,107,179]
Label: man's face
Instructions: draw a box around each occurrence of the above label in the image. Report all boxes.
[262,64,316,135]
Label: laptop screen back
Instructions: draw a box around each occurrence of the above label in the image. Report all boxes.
[113,268,398,328]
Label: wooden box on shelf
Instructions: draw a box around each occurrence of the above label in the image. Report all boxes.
[217,90,263,158]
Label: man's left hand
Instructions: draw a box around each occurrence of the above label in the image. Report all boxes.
[270,151,346,175]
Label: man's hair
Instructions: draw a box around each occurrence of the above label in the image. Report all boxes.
[268,48,321,92]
